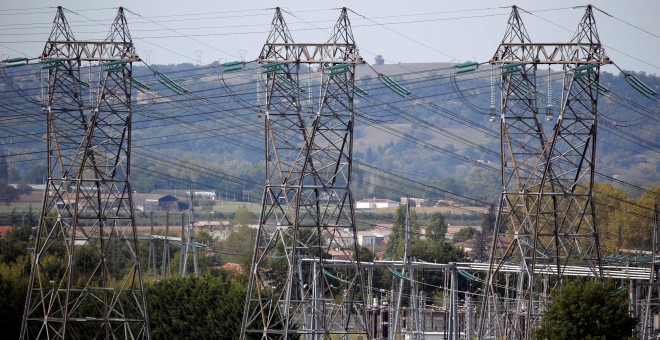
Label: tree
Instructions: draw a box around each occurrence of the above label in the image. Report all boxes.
[147,275,247,339]
[234,204,255,227]
[534,279,636,340]
[481,205,496,235]
[473,205,497,262]
[354,246,374,262]
[411,239,467,294]
[374,55,385,65]
[385,204,418,259]
[452,227,477,243]
[465,167,500,202]
[472,231,488,262]
[0,180,19,205]
[220,225,257,265]
[0,258,29,339]
[427,212,448,241]
[23,164,47,184]
[412,239,467,264]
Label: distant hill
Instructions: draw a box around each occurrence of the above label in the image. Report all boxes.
[0,62,657,203]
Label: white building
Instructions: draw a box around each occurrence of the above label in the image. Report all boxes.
[355,198,400,209]
[193,191,216,200]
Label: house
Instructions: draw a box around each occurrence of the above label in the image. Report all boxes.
[158,195,181,211]
[356,230,387,247]
[193,191,217,200]
[0,226,13,237]
[435,200,455,207]
[446,226,482,241]
[133,194,189,212]
[355,198,400,209]
[400,197,428,207]
[455,234,509,259]
[356,225,392,248]
[134,194,165,212]
[328,249,353,261]
[220,263,243,275]
[194,220,229,231]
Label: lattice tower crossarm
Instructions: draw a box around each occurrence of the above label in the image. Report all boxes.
[20,7,150,339]
[241,7,369,340]
[479,5,607,340]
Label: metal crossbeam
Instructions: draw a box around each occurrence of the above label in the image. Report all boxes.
[493,43,610,65]
[259,43,363,64]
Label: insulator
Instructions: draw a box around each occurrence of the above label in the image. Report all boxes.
[626,75,658,98]
[547,67,552,110]
[221,61,245,73]
[489,64,496,116]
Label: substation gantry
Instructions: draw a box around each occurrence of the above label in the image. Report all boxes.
[20,7,150,339]
[240,7,370,340]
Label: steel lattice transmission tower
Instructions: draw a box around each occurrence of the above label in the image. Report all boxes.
[241,7,369,340]
[479,5,609,339]
[20,7,150,339]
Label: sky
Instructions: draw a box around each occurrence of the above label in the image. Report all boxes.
[0,0,659,74]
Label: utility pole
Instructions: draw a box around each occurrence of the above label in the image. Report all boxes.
[639,202,660,340]
[147,211,158,281]
[20,7,149,339]
[181,188,198,276]
[162,210,171,278]
[241,7,368,339]
[393,199,412,338]
[480,5,609,339]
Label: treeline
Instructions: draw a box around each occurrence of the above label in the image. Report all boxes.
[595,183,660,254]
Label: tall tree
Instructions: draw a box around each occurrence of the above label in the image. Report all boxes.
[234,204,255,227]
[472,231,488,262]
[385,204,418,259]
[534,279,636,340]
[147,275,247,339]
[481,204,496,235]
[427,212,448,241]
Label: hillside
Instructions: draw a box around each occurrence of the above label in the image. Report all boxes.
[0,62,657,204]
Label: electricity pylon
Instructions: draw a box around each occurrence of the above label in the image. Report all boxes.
[480,5,608,339]
[20,7,149,339]
[241,7,369,339]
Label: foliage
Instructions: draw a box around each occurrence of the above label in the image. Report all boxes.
[354,246,375,262]
[218,225,257,266]
[427,212,448,241]
[595,184,660,254]
[452,227,477,243]
[385,204,418,259]
[0,223,32,339]
[0,259,29,339]
[412,239,467,264]
[534,279,636,340]
[0,179,20,204]
[472,231,488,262]
[147,274,246,339]
[481,205,496,234]
[472,206,497,262]
[234,204,256,227]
